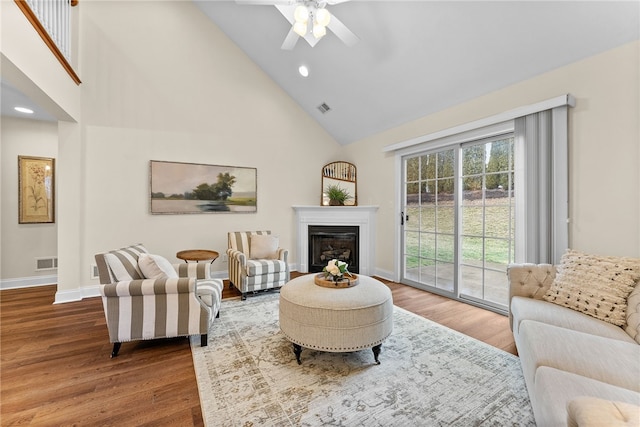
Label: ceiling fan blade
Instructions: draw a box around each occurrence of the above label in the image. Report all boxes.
[280,27,299,50]
[327,14,359,47]
[275,4,296,24]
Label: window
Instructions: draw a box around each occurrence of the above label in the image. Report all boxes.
[390,96,572,314]
[402,134,515,311]
[460,137,515,307]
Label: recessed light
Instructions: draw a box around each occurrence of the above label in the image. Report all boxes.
[298,65,309,77]
[15,107,34,114]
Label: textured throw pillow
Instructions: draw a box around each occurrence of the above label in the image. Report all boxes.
[543,249,640,326]
[138,254,178,279]
[250,235,279,259]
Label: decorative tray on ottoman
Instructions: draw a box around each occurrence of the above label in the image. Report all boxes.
[314,273,359,288]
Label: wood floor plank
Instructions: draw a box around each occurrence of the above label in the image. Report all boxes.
[1,273,515,425]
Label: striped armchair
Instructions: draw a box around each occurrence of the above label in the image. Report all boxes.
[95,244,223,357]
[227,231,289,300]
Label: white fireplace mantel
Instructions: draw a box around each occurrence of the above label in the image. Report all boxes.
[292,205,378,275]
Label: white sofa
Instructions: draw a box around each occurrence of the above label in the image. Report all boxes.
[508,260,640,426]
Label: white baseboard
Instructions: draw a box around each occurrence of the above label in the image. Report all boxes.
[0,275,57,290]
[5,268,300,303]
[210,271,227,280]
[54,285,101,304]
[372,268,395,282]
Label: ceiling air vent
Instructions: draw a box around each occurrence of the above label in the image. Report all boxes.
[317,103,331,114]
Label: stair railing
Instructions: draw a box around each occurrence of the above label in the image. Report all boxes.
[15,0,81,84]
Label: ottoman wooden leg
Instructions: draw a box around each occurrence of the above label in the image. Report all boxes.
[293,343,302,365]
[372,344,382,365]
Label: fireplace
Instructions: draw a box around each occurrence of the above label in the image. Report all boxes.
[293,205,378,275]
[308,225,359,273]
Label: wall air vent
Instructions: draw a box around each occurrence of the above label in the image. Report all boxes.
[35,257,58,271]
[91,264,100,279]
[317,103,331,114]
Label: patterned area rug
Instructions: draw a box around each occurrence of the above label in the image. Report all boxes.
[190,294,535,426]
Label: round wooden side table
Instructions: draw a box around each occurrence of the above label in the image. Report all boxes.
[176,249,219,263]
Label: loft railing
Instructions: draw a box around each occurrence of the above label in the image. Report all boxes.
[26,0,73,61]
[15,0,81,84]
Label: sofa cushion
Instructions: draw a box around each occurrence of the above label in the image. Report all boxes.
[516,320,640,392]
[567,396,640,427]
[511,296,636,343]
[532,366,640,427]
[249,234,279,259]
[104,244,148,281]
[626,285,640,344]
[543,249,640,326]
[138,254,178,279]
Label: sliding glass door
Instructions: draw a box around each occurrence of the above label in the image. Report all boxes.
[401,135,516,312]
[403,149,456,293]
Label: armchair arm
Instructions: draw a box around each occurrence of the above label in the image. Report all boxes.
[507,263,556,302]
[173,261,213,280]
[227,248,247,266]
[100,278,195,297]
[276,248,288,263]
[227,248,248,289]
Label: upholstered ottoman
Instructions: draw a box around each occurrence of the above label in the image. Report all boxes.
[279,274,393,364]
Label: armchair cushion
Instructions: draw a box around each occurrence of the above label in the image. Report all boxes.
[250,234,279,259]
[138,254,178,279]
[246,259,287,276]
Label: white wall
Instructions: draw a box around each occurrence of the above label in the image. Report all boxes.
[0,0,80,121]
[345,41,640,277]
[3,0,638,296]
[51,0,342,301]
[0,117,58,285]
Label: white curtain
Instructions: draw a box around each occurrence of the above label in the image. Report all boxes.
[514,106,569,265]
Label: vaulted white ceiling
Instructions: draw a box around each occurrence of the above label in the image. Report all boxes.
[3,1,638,139]
[194,1,640,145]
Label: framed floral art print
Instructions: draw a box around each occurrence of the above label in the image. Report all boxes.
[18,156,55,224]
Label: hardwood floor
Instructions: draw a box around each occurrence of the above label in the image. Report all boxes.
[1,274,515,426]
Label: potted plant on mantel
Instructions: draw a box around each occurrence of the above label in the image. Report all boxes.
[325,184,353,206]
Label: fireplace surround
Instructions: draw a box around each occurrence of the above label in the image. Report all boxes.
[293,205,378,276]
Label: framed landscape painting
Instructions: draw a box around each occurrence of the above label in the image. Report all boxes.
[150,160,257,214]
[18,156,55,224]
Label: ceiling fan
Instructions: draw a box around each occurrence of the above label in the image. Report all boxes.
[235,0,359,50]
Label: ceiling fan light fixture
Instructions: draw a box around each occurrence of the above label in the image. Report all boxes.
[312,22,326,39]
[294,5,309,23]
[293,21,308,37]
[315,8,331,27]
